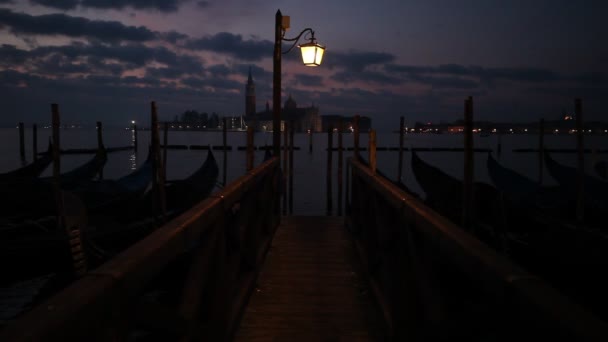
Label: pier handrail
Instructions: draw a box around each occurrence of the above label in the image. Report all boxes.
[1,157,281,341]
[346,156,608,341]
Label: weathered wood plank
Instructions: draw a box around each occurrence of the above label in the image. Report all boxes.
[234,216,386,341]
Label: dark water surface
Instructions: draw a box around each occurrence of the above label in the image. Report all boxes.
[2,128,607,215]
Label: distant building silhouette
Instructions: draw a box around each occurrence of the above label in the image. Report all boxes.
[245,67,256,117]
[243,70,321,132]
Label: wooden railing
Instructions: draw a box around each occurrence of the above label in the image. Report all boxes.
[346,156,608,341]
[0,157,281,342]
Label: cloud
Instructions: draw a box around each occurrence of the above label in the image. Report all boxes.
[196,1,210,8]
[331,70,403,85]
[28,0,186,12]
[325,51,396,72]
[185,32,273,61]
[386,63,561,84]
[29,0,79,10]
[0,9,156,42]
[292,74,324,87]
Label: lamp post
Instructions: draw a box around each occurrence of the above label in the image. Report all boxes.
[273,9,325,158]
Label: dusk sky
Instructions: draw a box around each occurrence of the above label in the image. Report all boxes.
[0,0,606,129]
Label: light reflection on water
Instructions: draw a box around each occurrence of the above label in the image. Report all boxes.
[1,128,607,215]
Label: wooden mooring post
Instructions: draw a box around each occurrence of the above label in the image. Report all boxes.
[19,122,25,161]
[337,118,344,216]
[327,126,333,215]
[289,121,294,215]
[538,118,545,184]
[222,117,227,186]
[51,104,64,230]
[283,122,288,215]
[575,98,584,223]
[369,129,377,174]
[398,116,404,182]
[32,124,37,160]
[151,102,166,219]
[463,97,474,232]
[163,122,169,185]
[96,121,104,179]
[132,121,138,150]
[354,115,360,160]
[246,126,254,171]
[308,127,313,153]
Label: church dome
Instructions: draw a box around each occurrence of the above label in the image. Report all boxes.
[284,94,297,110]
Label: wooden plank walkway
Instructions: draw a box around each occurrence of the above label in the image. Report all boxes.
[234,216,386,341]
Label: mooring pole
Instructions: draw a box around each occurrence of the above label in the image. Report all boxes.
[369,129,377,175]
[575,98,584,223]
[132,122,138,150]
[32,124,38,160]
[289,121,294,215]
[96,121,104,180]
[151,102,166,219]
[308,127,313,153]
[538,118,545,184]
[283,122,288,215]
[19,122,25,161]
[326,126,333,216]
[463,96,474,232]
[163,122,169,186]
[51,104,64,230]
[398,116,405,182]
[337,118,344,216]
[222,117,227,186]
[354,115,360,161]
[246,126,254,171]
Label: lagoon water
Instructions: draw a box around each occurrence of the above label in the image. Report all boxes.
[1,127,606,215]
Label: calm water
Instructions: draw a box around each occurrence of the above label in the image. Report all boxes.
[2,128,607,215]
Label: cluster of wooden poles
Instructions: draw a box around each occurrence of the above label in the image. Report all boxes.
[322,97,589,228]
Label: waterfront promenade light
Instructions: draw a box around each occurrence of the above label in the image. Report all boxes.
[273,9,325,158]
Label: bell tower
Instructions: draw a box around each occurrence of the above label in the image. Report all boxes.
[245,66,256,117]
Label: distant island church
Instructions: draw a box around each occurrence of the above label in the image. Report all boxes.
[244,68,322,132]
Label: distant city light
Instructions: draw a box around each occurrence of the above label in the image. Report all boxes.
[131,120,135,124]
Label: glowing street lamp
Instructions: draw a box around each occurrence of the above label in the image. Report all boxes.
[273,9,325,157]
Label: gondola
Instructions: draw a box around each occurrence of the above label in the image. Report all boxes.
[0,148,108,222]
[486,153,568,210]
[485,153,608,319]
[85,150,219,255]
[594,160,607,180]
[411,151,502,231]
[0,143,52,183]
[544,150,608,213]
[75,152,153,214]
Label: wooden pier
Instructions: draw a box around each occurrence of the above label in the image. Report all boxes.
[235,216,385,340]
